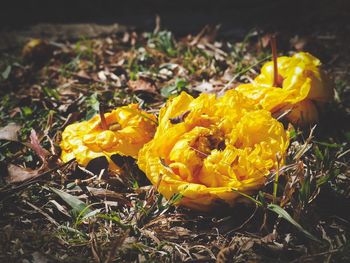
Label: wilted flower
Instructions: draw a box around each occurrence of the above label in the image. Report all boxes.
[236,52,333,126]
[138,91,289,211]
[60,104,157,171]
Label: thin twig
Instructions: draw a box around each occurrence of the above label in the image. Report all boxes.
[25,200,59,226]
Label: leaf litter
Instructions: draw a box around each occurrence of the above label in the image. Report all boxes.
[0,23,349,262]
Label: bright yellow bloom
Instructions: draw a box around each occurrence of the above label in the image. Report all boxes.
[138,91,289,211]
[236,52,333,126]
[60,104,157,171]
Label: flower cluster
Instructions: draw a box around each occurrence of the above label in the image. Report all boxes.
[60,104,157,171]
[137,91,289,211]
[236,52,333,126]
[60,51,333,211]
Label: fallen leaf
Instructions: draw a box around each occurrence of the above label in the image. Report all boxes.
[128,78,157,94]
[28,129,50,163]
[189,25,220,46]
[97,70,107,81]
[192,82,215,93]
[290,35,308,51]
[0,123,21,141]
[6,164,41,183]
[5,129,60,184]
[1,65,12,80]
[76,70,91,80]
[9,107,21,118]
[261,34,271,48]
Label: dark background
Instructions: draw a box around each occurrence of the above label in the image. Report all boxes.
[1,0,349,34]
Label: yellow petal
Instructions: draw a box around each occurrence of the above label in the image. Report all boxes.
[60,104,157,171]
[236,52,333,126]
[285,100,319,127]
[138,91,289,211]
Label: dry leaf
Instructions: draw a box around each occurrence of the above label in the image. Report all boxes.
[97,70,107,81]
[261,34,271,48]
[28,129,50,163]
[128,79,157,94]
[5,129,59,184]
[192,82,215,93]
[0,123,21,141]
[290,35,308,51]
[6,164,42,183]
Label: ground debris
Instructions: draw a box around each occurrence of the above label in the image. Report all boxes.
[0,23,349,262]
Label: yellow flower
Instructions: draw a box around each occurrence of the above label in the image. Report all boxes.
[236,52,333,126]
[138,91,289,211]
[60,104,157,171]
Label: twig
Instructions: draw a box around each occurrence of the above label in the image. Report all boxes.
[25,200,59,226]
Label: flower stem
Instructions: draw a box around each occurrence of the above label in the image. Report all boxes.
[271,35,279,87]
[99,104,108,130]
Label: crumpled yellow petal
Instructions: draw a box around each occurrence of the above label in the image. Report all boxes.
[60,104,157,171]
[138,91,289,211]
[236,52,333,126]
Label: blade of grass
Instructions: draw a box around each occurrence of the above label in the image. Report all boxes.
[267,204,321,243]
[233,189,321,243]
[232,189,263,206]
[50,187,92,217]
[273,154,282,204]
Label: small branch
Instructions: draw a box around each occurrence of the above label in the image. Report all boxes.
[25,200,59,227]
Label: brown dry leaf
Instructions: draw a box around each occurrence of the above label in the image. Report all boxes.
[128,78,157,94]
[261,34,271,48]
[290,35,308,51]
[76,70,91,80]
[28,129,50,163]
[9,108,21,118]
[6,164,42,183]
[5,129,59,184]
[97,70,108,81]
[189,25,220,46]
[0,123,21,141]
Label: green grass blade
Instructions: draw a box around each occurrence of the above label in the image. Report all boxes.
[267,204,321,243]
[50,187,92,217]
